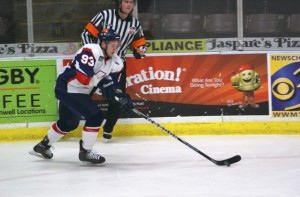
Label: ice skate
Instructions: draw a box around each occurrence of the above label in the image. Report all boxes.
[29,136,53,159]
[79,140,105,165]
[103,131,112,143]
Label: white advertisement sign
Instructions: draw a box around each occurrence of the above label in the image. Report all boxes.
[0,43,81,58]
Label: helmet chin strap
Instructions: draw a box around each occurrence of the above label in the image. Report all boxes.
[103,43,113,61]
[101,42,108,59]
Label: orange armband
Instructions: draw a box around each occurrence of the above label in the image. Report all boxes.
[85,22,99,37]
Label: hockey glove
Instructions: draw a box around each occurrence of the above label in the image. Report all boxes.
[115,93,134,112]
[97,77,116,100]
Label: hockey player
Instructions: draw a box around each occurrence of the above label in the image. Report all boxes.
[29,28,134,165]
[81,0,146,142]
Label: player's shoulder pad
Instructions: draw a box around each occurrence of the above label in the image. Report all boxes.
[83,44,104,60]
[79,43,100,54]
[111,54,124,72]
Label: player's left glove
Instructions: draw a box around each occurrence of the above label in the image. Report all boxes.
[97,78,115,100]
[115,93,134,112]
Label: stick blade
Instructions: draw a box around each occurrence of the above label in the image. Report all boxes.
[216,155,242,166]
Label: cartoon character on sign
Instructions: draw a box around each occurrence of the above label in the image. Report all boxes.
[231,64,261,109]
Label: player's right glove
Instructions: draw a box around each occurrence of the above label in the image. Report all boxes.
[115,93,134,112]
[97,77,117,100]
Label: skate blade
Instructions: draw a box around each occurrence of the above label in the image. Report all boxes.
[29,150,47,159]
[80,161,106,166]
[104,139,110,143]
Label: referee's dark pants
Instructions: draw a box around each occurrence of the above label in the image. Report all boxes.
[103,62,127,135]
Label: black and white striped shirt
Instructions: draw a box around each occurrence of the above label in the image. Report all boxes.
[81,9,145,62]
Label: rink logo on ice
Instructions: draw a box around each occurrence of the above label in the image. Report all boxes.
[126,67,184,95]
[270,54,300,117]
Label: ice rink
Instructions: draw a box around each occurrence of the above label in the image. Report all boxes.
[0,135,300,197]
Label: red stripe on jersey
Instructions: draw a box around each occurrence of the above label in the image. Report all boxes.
[76,71,92,85]
[67,76,76,83]
[83,126,100,133]
[52,123,67,135]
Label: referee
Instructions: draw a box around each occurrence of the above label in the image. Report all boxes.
[81,0,146,141]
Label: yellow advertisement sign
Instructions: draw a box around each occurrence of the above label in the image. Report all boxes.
[270,54,300,117]
[145,39,206,53]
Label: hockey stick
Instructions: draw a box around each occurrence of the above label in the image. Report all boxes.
[131,109,241,167]
[89,86,98,96]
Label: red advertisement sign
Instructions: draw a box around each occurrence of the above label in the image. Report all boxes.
[62,54,269,117]
[125,54,269,117]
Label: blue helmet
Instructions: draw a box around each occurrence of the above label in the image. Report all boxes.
[99,28,120,43]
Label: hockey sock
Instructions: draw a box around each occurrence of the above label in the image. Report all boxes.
[82,126,100,150]
[47,123,67,145]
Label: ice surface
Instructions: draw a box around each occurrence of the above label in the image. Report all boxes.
[0,135,300,197]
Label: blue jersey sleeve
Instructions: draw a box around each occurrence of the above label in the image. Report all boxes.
[71,47,96,85]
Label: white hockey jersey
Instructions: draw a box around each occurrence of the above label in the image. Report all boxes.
[59,44,124,94]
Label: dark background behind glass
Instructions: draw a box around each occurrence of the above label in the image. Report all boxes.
[0,0,299,43]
